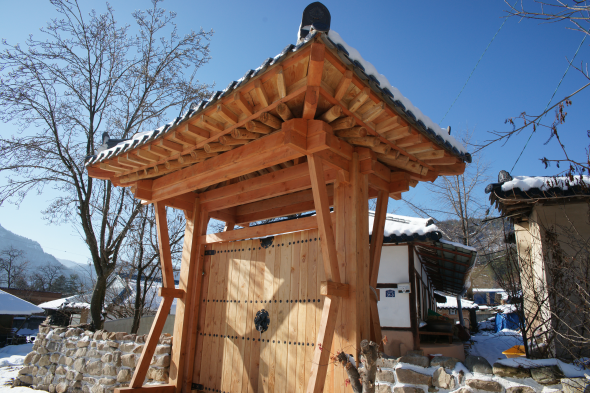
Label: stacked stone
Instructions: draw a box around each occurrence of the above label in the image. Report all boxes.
[373,351,587,393]
[14,325,172,393]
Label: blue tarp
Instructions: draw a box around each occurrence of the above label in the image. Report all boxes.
[495,312,521,333]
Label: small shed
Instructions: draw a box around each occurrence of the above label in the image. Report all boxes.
[435,292,479,329]
[85,3,471,392]
[486,170,590,359]
[38,295,90,327]
[0,290,43,345]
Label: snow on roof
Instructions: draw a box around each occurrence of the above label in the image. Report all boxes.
[38,295,89,311]
[86,30,469,168]
[501,175,590,192]
[369,211,438,237]
[472,288,506,293]
[435,292,478,310]
[327,30,467,155]
[439,239,477,252]
[0,290,44,315]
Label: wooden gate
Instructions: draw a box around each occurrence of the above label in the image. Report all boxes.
[193,229,326,393]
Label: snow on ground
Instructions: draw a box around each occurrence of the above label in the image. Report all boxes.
[468,329,525,365]
[469,330,589,379]
[0,344,33,368]
[0,344,36,393]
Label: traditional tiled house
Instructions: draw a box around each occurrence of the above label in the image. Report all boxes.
[486,170,590,359]
[373,213,477,360]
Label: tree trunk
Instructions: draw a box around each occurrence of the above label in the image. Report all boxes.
[91,273,109,329]
[131,270,143,334]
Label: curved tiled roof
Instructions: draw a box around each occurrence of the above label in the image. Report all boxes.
[85,30,470,169]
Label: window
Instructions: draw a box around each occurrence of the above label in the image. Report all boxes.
[450,309,457,315]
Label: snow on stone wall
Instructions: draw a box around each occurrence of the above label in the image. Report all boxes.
[373,351,588,393]
[14,326,171,393]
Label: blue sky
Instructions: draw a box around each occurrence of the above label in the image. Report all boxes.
[1,1,588,264]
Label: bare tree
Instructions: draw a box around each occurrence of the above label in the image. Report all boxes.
[476,1,590,177]
[0,0,212,327]
[404,130,502,251]
[0,246,29,288]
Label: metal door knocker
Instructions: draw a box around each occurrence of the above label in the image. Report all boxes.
[254,309,270,341]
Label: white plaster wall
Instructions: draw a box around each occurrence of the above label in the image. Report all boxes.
[377,245,411,328]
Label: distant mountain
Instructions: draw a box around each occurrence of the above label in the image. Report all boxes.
[0,223,88,284]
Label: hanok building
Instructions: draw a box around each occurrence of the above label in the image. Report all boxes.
[372,213,477,361]
[486,171,590,360]
[86,3,470,393]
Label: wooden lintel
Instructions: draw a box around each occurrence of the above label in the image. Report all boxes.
[158,287,185,299]
[200,214,333,244]
[234,186,334,225]
[320,281,350,298]
[200,162,337,212]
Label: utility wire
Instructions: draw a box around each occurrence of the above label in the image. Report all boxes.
[440,12,512,124]
[511,34,588,172]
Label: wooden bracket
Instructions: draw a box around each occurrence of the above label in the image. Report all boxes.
[320,281,350,298]
[158,287,185,299]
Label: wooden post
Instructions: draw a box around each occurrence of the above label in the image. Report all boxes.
[355,153,371,346]
[169,198,202,393]
[368,190,388,344]
[408,245,420,351]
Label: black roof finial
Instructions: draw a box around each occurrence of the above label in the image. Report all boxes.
[498,170,513,183]
[298,2,331,43]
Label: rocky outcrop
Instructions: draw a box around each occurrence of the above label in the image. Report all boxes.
[14,325,172,393]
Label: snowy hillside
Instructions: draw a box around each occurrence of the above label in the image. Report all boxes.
[0,223,86,283]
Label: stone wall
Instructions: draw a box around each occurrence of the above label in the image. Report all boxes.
[374,351,589,393]
[14,325,172,393]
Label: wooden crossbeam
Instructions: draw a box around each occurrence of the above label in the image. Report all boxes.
[320,281,350,297]
[150,130,304,202]
[199,214,331,244]
[159,287,185,298]
[234,186,334,225]
[308,153,340,282]
[201,164,338,213]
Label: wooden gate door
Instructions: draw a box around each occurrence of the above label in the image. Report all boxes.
[193,229,326,393]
